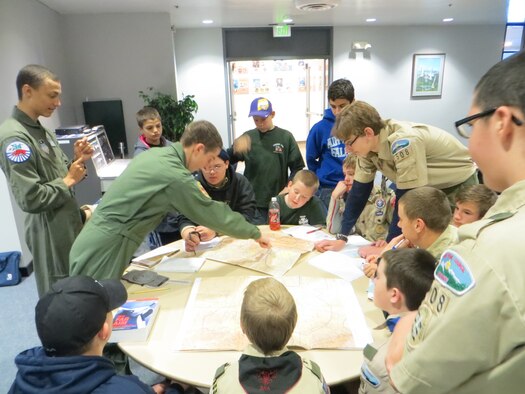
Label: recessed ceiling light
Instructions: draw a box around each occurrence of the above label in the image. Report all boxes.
[202,19,214,24]
[366,18,376,22]
[443,18,454,22]
[283,18,294,23]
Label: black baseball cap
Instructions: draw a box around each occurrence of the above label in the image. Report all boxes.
[35,275,127,356]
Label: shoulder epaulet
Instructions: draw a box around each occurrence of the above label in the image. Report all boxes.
[214,362,229,380]
[211,363,230,394]
[488,212,514,222]
[303,359,323,381]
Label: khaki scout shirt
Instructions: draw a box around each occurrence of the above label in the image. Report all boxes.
[359,337,398,394]
[212,345,329,394]
[354,120,476,190]
[391,179,525,393]
[426,225,458,260]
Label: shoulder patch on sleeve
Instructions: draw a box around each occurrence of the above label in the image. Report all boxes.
[435,249,475,296]
[196,181,211,199]
[391,138,410,155]
[6,141,31,163]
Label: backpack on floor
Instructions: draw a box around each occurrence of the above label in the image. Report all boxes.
[0,251,21,286]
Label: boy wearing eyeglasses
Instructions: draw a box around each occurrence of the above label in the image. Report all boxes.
[388,51,525,393]
[179,149,260,250]
[315,100,477,254]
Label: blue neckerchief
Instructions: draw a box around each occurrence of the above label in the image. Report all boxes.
[386,316,401,333]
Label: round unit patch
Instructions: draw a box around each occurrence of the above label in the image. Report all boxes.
[6,141,32,163]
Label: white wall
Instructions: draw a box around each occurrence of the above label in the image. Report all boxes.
[62,13,177,152]
[173,28,230,144]
[173,25,505,146]
[333,25,505,135]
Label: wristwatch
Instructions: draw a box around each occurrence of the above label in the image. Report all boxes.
[335,233,348,243]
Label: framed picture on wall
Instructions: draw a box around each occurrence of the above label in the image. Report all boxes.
[411,53,446,98]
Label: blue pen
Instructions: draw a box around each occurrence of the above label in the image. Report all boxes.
[392,238,405,250]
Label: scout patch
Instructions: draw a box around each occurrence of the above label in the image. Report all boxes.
[273,143,284,154]
[434,249,475,296]
[391,138,410,155]
[6,141,31,163]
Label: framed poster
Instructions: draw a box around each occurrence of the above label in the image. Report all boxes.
[411,53,446,97]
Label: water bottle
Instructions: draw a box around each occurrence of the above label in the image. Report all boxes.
[268,197,281,231]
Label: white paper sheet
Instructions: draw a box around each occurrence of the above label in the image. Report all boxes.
[308,251,365,282]
[154,257,205,273]
[281,226,335,242]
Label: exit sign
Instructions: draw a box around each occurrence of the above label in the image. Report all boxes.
[273,25,291,38]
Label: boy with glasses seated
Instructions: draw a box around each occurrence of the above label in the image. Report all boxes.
[180,149,261,250]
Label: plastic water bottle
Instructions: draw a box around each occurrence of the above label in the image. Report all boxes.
[268,197,281,231]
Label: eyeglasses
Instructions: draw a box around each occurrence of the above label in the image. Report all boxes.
[344,135,360,148]
[455,107,524,138]
[202,164,224,173]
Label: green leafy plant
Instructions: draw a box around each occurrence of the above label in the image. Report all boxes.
[139,87,198,141]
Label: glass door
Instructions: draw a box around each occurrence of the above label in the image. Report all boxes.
[227,59,329,143]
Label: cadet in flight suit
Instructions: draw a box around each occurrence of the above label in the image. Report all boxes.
[388,51,525,393]
[315,100,477,253]
[0,65,92,297]
[70,120,270,280]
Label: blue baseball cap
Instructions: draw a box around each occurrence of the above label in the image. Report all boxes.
[249,97,273,118]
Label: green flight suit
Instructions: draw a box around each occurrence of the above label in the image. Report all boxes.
[391,179,525,393]
[70,143,261,280]
[0,107,83,296]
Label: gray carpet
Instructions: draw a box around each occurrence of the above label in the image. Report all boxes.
[0,274,40,393]
[0,273,170,392]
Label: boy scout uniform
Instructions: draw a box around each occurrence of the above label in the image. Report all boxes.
[0,107,83,296]
[359,339,397,394]
[70,143,261,280]
[426,224,458,260]
[391,179,525,393]
[355,120,477,200]
[212,345,329,393]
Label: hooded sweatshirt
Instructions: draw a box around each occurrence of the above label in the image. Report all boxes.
[306,108,346,188]
[9,347,153,394]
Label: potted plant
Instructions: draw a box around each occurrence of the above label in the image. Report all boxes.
[139,87,198,141]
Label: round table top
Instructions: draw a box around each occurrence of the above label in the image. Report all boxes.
[119,231,387,388]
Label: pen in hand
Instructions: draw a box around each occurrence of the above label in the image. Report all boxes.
[189,230,201,256]
[392,238,406,250]
[306,226,323,234]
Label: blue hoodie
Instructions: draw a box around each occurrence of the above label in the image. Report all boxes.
[9,347,154,394]
[306,108,346,188]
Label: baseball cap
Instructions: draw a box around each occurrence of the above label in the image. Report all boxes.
[249,97,273,118]
[36,275,127,356]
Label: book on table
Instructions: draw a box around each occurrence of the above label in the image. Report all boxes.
[109,298,160,343]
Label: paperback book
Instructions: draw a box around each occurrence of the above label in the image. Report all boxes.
[110,298,160,343]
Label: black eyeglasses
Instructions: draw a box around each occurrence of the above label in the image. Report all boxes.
[455,107,524,138]
[344,134,360,148]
